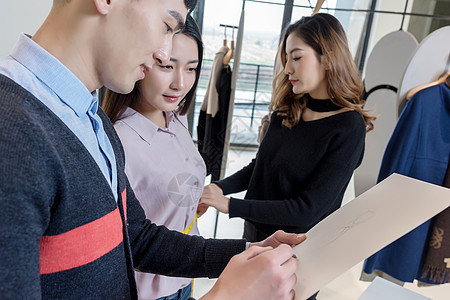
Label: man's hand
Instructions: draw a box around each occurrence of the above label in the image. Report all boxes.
[201,244,298,300]
[252,230,306,248]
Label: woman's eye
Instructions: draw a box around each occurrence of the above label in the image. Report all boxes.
[293,57,302,61]
[160,65,173,70]
[165,23,173,33]
[188,67,197,72]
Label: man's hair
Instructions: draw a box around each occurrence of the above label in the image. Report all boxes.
[55,0,197,10]
[53,0,71,5]
[185,0,197,12]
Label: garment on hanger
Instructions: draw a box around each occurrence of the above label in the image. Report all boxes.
[421,160,450,284]
[396,26,450,116]
[362,82,450,285]
[420,75,450,284]
[197,45,232,181]
[406,72,450,100]
[223,39,234,66]
[199,45,228,118]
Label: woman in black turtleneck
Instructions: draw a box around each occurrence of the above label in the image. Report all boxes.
[199,13,375,299]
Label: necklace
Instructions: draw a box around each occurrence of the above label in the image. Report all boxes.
[305,94,342,112]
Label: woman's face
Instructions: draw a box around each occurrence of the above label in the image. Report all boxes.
[139,33,198,114]
[284,34,329,99]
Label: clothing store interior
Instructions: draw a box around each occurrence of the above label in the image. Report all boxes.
[2,0,450,299]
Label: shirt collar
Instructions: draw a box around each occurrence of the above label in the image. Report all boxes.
[121,107,177,144]
[10,34,95,117]
[165,110,176,125]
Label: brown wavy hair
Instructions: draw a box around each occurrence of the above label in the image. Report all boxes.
[270,13,375,131]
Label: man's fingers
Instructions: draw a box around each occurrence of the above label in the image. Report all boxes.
[273,230,307,246]
[241,245,274,260]
[292,233,306,245]
[281,255,298,273]
[265,244,293,265]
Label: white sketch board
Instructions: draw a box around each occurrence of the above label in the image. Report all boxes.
[293,173,450,300]
[357,276,431,300]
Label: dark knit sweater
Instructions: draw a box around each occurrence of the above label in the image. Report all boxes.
[216,110,366,239]
[0,75,246,299]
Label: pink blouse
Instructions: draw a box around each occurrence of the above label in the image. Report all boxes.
[114,107,206,299]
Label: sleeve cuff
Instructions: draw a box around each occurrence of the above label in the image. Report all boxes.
[229,197,248,219]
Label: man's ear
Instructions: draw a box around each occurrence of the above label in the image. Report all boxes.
[93,0,112,15]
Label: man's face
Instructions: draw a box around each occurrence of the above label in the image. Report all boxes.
[99,0,188,94]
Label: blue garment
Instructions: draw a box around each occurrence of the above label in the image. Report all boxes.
[363,82,450,284]
[0,34,118,201]
[155,283,192,300]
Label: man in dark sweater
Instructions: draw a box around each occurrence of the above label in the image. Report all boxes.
[0,0,305,299]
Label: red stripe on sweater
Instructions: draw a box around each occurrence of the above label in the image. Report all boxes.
[40,207,123,274]
[122,188,127,224]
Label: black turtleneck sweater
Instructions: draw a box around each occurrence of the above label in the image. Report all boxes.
[215,110,366,239]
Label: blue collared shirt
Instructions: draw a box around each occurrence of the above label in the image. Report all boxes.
[0,34,118,202]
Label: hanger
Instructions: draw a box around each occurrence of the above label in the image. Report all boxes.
[406,72,450,100]
[312,0,325,15]
[223,26,236,65]
[223,25,228,47]
[223,40,234,65]
[406,53,450,99]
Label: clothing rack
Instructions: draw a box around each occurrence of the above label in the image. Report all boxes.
[219,24,239,30]
[219,24,239,40]
[220,24,238,38]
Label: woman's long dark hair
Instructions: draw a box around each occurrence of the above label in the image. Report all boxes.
[102,14,203,124]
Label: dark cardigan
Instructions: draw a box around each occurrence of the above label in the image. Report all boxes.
[0,75,245,299]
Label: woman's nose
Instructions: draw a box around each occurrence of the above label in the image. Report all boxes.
[284,62,293,75]
[170,71,184,90]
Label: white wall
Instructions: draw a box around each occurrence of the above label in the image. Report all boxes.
[0,1,52,57]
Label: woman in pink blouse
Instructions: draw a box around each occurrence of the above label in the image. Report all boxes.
[103,15,204,300]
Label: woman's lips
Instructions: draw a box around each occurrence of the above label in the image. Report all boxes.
[164,95,180,103]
